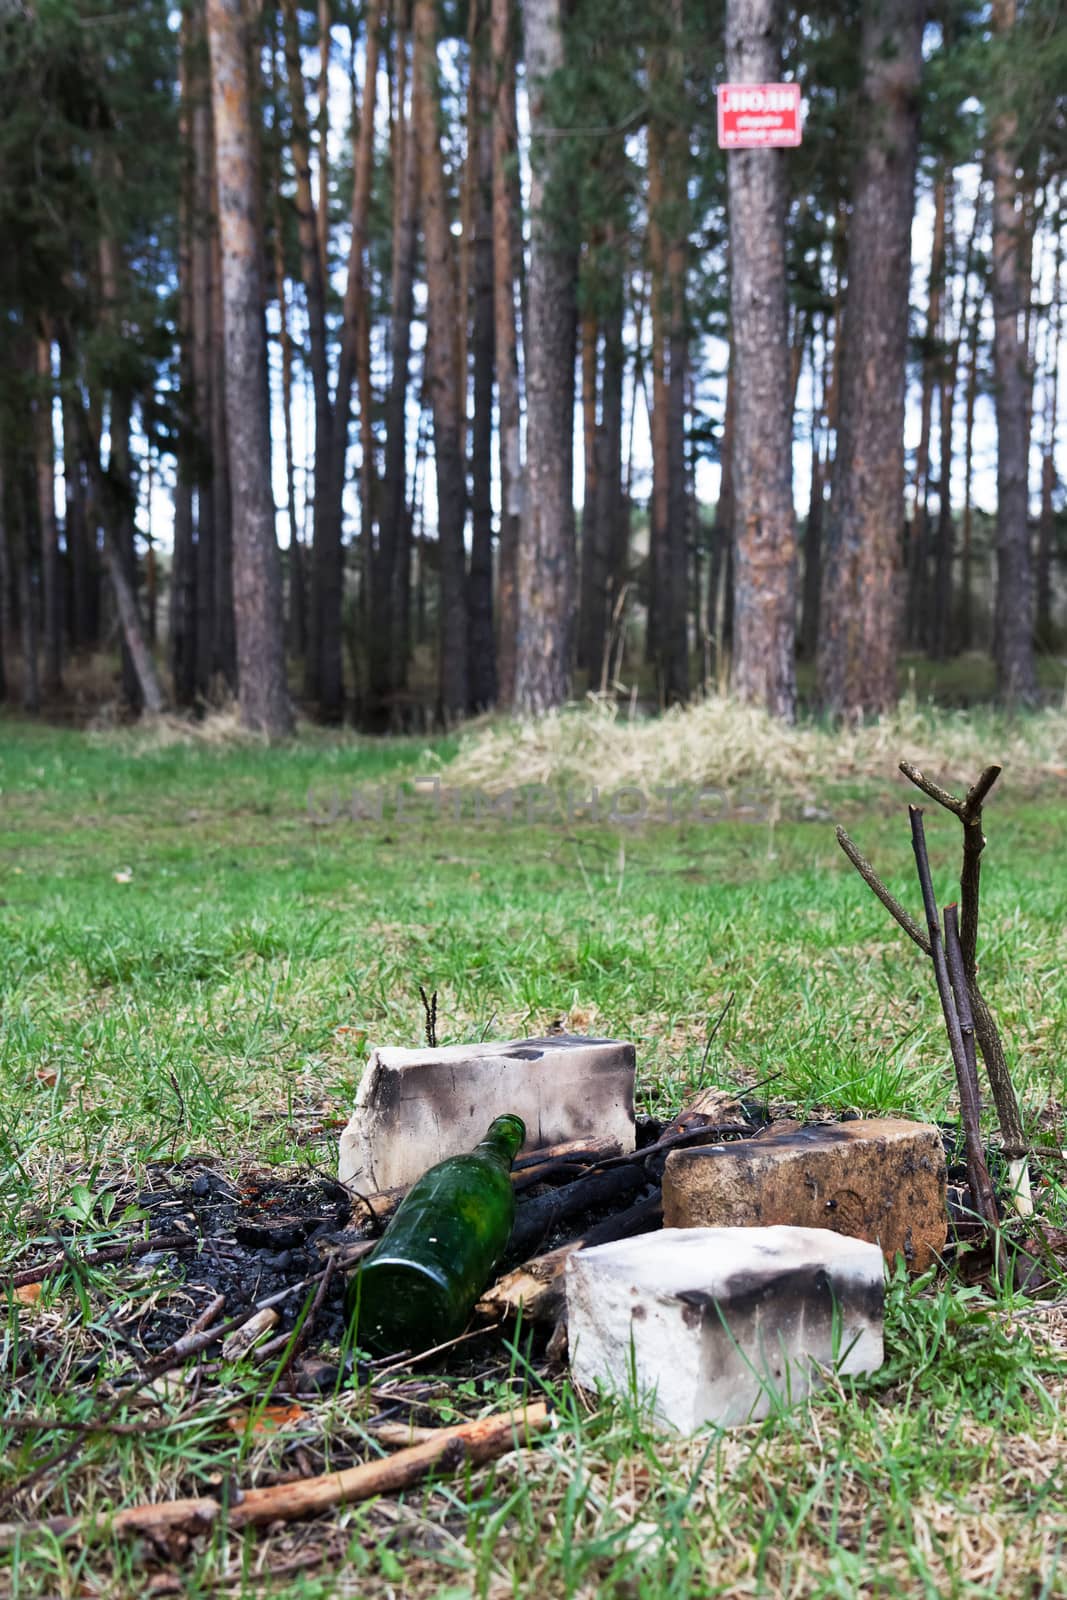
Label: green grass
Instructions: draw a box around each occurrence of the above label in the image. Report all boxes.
[1,713,1066,1597]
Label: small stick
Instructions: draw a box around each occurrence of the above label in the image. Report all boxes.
[899,761,1026,1205]
[701,993,735,1072]
[0,1403,553,1546]
[3,1233,198,1294]
[368,1321,501,1379]
[908,808,999,1231]
[944,904,1000,1229]
[836,827,931,955]
[419,986,438,1048]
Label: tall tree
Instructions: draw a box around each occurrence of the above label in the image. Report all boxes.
[818,0,924,716]
[413,0,468,719]
[371,3,420,725]
[34,330,63,695]
[648,0,690,706]
[206,0,292,735]
[467,0,497,709]
[725,0,797,721]
[515,0,578,714]
[491,0,522,705]
[988,0,1038,702]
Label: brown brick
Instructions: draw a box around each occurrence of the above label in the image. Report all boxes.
[662,1118,947,1274]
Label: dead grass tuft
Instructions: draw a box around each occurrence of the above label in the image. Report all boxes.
[446,692,1067,798]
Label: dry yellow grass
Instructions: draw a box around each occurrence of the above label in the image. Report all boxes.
[445,692,1067,798]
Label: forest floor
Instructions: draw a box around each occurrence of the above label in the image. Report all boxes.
[1,707,1066,1597]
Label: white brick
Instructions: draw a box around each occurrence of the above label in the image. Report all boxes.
[566,1226,884,1432]
[338,1034,635,1193]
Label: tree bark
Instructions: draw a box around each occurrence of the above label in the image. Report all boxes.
[929,179,957,661]
[372,6,419,724]
[989,0,1037,702]
[725,0,797,721]
[0,459,9,702]
[34,332,62,696]
[206,0,293,735]
[413,0,468,720]
[283,0,342,720]
[515,0,578,715]
[906,166,948,650]
[172,22,198,705]
[595,275,626,688]
[960,270,983,654]
[491,0,521,704]
[578,304,599,676]
[190,5,218,701]
[1036,191,1061,649]
[210,221,237,690]
[708,351,734,666]
[59,342,96,654]
[817,0,923,716]
[467,3,497,710]
[267,31,306,664]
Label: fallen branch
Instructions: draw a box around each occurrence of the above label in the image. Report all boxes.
[478,1193,663,1325]
[0,1403,552,1546]
[509,1165,649,1257]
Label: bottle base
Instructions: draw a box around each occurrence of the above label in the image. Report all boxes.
[346,1258,462,1357]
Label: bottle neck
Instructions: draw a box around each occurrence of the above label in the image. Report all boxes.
[476,1114,526,1166]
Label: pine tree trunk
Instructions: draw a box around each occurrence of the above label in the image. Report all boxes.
[800,443,823,663]
[595,278,626,688]
[960,271,982,653]
[817,0,923,717]
[373,9,419,723]
[989,0,1037,702]
[1036,206,1061,647]
[725,0,797,721]
[491,0,521,704]
[664,209,690,705]
[172,26,198,705]
[0,462,9,703]
[59,345,95,653]
[210,222,237,690]
[332,0,381,628]
[268,56,306,663]
[17,480,41,714]
[207,0,293,736]
[0,458,11,701]
[283,0,342,720]
[35,332,62,695]
[906,166,948,650]
[708,352,734,663]
[191,8,217,701]
[578,307,599,676]
[515,0,578,715]
[467,7,497,709]
[413,0,468,720]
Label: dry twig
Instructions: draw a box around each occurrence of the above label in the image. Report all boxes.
[0,1403,552,1547]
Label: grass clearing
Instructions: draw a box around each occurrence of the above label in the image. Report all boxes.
[1,709,1066,1597]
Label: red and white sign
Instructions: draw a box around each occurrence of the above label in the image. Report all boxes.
[717,82,802,149]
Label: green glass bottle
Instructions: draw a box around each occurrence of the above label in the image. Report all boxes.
[345,1114,526,1356]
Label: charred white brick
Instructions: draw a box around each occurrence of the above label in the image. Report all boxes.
[338,1034,635,1193]
[566,1226,885,1432]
